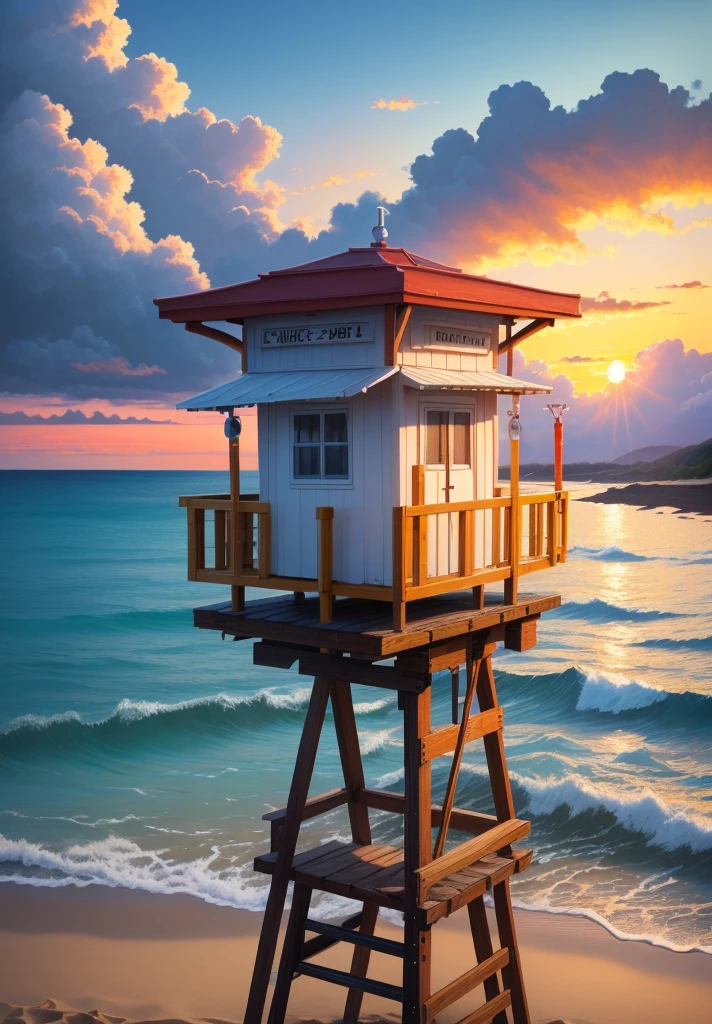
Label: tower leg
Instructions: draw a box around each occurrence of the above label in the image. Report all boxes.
[243,678,330,1024]
[476,653,530,1024]
[330,681,376,1023]
[402,686,432,1022]
[266,883,312,1024]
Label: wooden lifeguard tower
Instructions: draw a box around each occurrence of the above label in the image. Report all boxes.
[155,211,580,1024]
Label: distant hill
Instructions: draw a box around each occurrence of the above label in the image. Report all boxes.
[612,445,681,465]
[501,437,712,482]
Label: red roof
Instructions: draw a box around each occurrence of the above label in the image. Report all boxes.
[154,245,581,322]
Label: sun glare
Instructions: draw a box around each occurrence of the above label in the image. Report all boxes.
[607,360,627,384]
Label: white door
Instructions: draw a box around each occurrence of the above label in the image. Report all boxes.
[422,406,475,577]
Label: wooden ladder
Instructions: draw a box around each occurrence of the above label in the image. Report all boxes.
[243,637,532,1024]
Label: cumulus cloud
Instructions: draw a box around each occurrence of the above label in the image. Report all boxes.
[656,280,708,289]
[0,409,174,424]
[580,291,672,315]
[558,355,602,364]
[321,170,376,188]
[499,338,712,463]
[372,96,422,111]
[2,2,710,413]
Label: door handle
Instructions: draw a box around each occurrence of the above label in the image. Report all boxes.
[444,485,455,490]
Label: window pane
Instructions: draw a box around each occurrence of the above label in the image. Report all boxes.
[294,445,321,478]
[452,412,471,465]
[324,412,348,443]
[294,413,320,444]
[324,444,349,478]
[426,411,447,465]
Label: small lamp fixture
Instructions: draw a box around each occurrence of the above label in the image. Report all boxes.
[223,412,242,440]
[371,206,390,247]
[507,395,521,440]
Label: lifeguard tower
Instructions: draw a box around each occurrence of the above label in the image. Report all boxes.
[155,211,580,1024]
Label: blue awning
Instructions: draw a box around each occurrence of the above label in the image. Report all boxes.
[177,367,399,411]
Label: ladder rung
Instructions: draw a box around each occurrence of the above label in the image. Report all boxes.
[304,917,405,957]
[452,989,511,1024]
[295,961,404,1002]
[301,911,362,961]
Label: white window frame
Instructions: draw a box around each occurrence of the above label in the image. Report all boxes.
[290,404,352,487]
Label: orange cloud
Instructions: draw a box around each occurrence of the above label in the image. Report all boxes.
[321,169,376,188]
[580,292,672,316]
[372,96,421,111]
[657,280,708,289]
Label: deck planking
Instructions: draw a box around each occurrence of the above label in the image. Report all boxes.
[193,590,561,655]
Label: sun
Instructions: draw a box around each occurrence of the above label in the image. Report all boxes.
[607,360,627,385]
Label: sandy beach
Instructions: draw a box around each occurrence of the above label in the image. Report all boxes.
[1,884,710,1024]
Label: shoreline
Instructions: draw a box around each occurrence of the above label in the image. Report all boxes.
[579,480,712,515]
[1,883,711,1024]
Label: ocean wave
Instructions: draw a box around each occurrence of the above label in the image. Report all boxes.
[496,665,712,723]
[575,669,669,713]
[569,545,656,562]
[553,599,682,622]
[0,690,310,761]
[632,636,712,652]
[0,833,267,910]
[359,729,400,756]
[512,773,712,853]
[0,687,394,763]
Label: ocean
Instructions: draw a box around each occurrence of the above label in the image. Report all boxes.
[0,470,710,954]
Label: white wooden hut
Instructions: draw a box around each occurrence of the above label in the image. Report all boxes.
[156,215,580,628]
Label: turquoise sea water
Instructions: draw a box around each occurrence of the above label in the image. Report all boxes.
[0,471,710,952]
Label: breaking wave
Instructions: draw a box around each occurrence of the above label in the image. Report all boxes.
[0,689,390,762]
[552,599,682,622]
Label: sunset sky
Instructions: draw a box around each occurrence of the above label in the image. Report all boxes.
[1,0,710,468]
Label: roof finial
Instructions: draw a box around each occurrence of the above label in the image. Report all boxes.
[371,206,389,247]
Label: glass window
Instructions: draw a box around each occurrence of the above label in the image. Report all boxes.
[293,409,349,482]
[425,410,448,465]
[452,412,471,466]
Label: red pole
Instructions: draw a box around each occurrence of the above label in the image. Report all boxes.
[554,417,563,492]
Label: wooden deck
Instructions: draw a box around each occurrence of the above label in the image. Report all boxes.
[193,589,561,656]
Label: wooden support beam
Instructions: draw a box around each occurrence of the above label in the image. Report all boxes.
[504,617,537,652]
[468,897,508,1024]
[243,679,330,1024]
[185,321,244,358]
[498,318,554,356]
[304,918,405,957]
[355,787,498,836]
[433,641,481,859]
[298,653,426,692]
[453,990,512,1024]
[300,912,362,961]
[393,505,407,631]
[316,506,334,624]
[421,706,503,763]
[393,304,412,361]
[402,687,432,1020]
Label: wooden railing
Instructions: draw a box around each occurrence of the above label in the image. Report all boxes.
[178,493,271,585]
[392,489,568,629]
[179,487,567,630]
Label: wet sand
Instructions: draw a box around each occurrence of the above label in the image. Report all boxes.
[1,884,711,1024]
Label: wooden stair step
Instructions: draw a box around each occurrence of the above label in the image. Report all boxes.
[295,961,404,1002]
[304,918,405,957]
[451,989,512,1024]
[425,948,509,1017]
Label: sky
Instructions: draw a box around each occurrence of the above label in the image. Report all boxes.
[0,0,710,468]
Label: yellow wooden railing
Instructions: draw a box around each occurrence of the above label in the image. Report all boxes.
[179,487,567,630]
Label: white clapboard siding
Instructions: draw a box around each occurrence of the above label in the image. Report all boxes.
[246,307,385,373]
[398,306,501,371]
[259,379,397,586]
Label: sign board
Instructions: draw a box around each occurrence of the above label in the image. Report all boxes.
[418,324,492,351]
[262,322,372,347]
